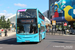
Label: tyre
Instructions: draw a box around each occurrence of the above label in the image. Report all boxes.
[43,38,45,39]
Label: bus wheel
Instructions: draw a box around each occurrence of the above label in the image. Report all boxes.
[44,33,45,39]
[44,38,45,39]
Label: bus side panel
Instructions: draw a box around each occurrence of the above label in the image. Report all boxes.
[41,31,46,40]
[37,9,46,41]
[38,17,46,40]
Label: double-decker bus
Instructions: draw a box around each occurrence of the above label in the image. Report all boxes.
[16,8,46,42]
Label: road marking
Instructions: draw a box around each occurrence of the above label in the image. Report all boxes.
[63,35,75,36]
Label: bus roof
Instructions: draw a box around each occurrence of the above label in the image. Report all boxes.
[17,8,45,17]
[18,8,37,10]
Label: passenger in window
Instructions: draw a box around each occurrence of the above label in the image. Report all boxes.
[30,25,34,33]
[34,27,36,33]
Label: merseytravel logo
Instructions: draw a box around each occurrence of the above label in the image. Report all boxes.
[63,5,75,21]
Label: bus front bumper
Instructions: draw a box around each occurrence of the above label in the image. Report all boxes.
[16,34,39,42]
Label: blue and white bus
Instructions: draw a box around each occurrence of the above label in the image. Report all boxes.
[16,8,46,42]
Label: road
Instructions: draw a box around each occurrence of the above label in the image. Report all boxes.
[0,35,75,50]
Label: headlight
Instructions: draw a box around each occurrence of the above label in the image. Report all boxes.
[17,36,21,39]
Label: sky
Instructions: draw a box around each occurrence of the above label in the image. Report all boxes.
[0,0,49,18]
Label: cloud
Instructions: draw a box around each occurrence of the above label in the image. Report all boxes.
[14,3,27,7]
[0,13,14,18]
[3,10,7,13]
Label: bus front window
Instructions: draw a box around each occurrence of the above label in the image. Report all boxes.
[17,24,38,34]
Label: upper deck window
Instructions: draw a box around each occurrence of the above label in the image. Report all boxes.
[38,11,45,20]
[17,9,37,18]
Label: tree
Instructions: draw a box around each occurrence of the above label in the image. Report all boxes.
[0,19,1,29]
[0,15,11,29]
[6,19,11,28]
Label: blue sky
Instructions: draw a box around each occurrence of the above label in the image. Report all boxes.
[0,0,49,18]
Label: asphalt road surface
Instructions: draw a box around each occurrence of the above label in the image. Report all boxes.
[0,35,75,50]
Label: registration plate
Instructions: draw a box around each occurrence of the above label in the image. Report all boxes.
[25,41,30,42]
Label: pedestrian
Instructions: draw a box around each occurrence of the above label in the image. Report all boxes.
[5,29,7,36]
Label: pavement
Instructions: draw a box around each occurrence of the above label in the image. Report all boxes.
[0,31,16,39]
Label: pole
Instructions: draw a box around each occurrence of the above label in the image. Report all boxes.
[62,22,63,35]
[49,0,50,19]
[52,25,53,35]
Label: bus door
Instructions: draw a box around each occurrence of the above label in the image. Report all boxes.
[38,24,42,41]
[38,24,41,34]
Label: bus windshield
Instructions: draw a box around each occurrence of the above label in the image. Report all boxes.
[17,24,38,34]
[17,9,37,18]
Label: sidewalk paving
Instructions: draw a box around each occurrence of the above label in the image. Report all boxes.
[0,31,16,39]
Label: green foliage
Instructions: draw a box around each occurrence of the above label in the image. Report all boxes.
[0,15,11,29]
[56,25,58,28]
[59,25,62,28]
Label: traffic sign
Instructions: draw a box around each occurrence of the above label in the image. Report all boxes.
[52,20,56,25]
[64,23,67,26]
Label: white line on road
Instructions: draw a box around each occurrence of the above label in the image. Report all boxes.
[63,35,75,36]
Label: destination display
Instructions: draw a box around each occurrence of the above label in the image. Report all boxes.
[18,9,26,12]
[17,18,36,23]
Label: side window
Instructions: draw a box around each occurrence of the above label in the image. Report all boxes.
[39,11,42,19]
[41,26,45,32]
[38,11,45,20]
[33,24,38,33]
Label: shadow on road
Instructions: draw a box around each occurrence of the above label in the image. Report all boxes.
[45,38,75,44]
[51,41,71,44]
[20,42,38,45]
[0,38,38,45]
[45,39,75,41]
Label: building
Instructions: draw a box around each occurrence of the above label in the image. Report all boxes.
[6,14,16,25]
[49,0,59,19]
[49,0,75,34]
[43,10,52,31]
[43,10,49,19]
[50,0,75,22]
